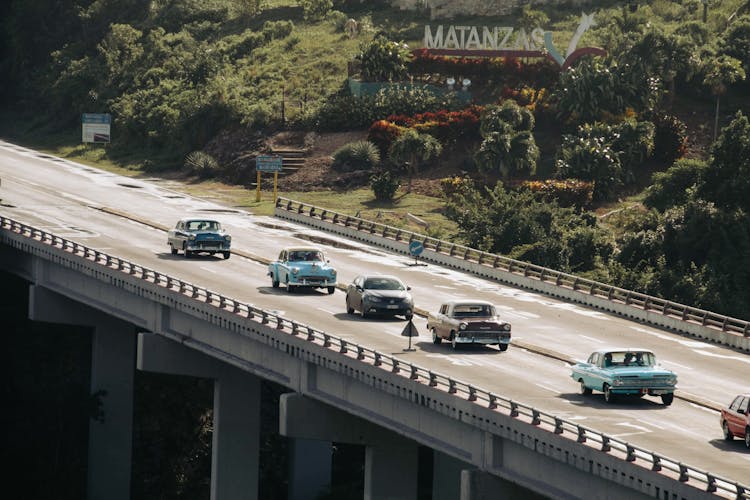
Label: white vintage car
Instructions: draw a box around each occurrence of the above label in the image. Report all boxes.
[167,218,231,259]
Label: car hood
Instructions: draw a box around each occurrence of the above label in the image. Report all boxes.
[290,262,335,272]
[192,230,227,236]
[608,366,675,376]
[364,290,412,300]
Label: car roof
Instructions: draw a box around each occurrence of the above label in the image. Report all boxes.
[443,299,494,307]
[356,274,404,281]
[179,218,220,223]
[284,246,324,252]
[592,348,655,354]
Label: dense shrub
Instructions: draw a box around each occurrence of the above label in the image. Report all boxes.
[357,34,411,82]
[520,179,594,208]
[370,171,400,201]
[332,140,381,172]
[262,20,294,40]
[385,105,483,145]
[367,120,406,157]
[651,113,687,165]
[555,135,623,202]
[297,0,333,21]
[184,151,220,178]
[643,158,707,211]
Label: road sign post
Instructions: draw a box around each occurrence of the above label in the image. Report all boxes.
[255,155,283,202]
[401,319,419,351]
[408,240,425,266]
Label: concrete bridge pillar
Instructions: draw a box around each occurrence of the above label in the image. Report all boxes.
[432,451,472,500]
[280,393,419,500]
[28,285,135,500]
[137,332,260,500]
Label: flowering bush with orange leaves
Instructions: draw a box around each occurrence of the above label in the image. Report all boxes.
[367,120,407,157]
[520,179,594,208]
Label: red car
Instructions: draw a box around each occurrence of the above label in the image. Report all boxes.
[720,393,750,448]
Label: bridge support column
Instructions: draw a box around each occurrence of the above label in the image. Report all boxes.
[137,332,260,500]
[28,285,135,500]
[280,393,418,500]
[432,451,472,500]
[287,438,332,500]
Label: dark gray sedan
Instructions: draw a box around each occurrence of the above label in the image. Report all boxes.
[345,275,413,320]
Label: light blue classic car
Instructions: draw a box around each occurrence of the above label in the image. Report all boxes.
[167,218,231,259]
[268,247,337,294]
[571,348,677,405]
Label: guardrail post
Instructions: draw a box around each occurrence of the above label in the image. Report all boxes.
[339,339,347,354]
[626,445,636,462]
[554,418,563,434]
[651,455,661,471]
[468,386,477,402]
[306,327,315,341]
[410,365,418,380]
[374,353,382,366]
[600,436,611,452]
[392,360,400,374]
[576,427,586,443]
[448,380,457,394]
[679,464,689,482]
[322,334,330,347]
[276,316,284,330]
[531,409,541,425]
[291,323,299,336]
[488,394,498,409]
[261,312,269,324]
[510,401,519,417]
[357,347,365,360]
[429,372,438,387]
[705,474,717,493]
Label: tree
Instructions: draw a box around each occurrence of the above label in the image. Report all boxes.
[297,0,332,21]
[388,129,442,192]
[699,111,750,212]
[357,34,411,82]
[703,55,746,142]
[474,101,538,180]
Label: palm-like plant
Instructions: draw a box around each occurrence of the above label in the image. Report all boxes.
[703,55,746,141]
[388,129,442,192]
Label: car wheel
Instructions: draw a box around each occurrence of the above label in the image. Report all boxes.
[661,393,674,406]
[579,379,592,396]
[722,420,733,441]
[182,243,190,258]
[346,298,354,315]
[223,251,230,260]
[744,427,749,449]
[286,280,295,293]
[271,274,279,288]
[327,286,335,295]
[170,244,178,255]
[498,343,508,352]
[603,384,615,403]
[431,328,441,345]
[450,332,458,350]
[360,306,368,319]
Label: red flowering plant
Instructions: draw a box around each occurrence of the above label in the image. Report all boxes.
[367,120,407,157]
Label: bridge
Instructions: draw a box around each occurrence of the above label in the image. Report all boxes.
[1,141,748,499]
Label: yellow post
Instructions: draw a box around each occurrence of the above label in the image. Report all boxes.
[256,171,261,202]
[273,172,278,202]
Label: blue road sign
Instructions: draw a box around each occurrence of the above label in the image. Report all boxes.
[256,155,283,172]
[409,241,424,257]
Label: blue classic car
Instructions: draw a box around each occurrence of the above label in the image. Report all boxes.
[268,247,337,294]
[167,218,231,259]
[571,348,677,405]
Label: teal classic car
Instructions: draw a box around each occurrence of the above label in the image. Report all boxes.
[268,247,337,294]
[571,348,677,405]
[167,218,231,259]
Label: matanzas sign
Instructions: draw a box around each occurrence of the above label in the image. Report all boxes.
[423,13,605,70]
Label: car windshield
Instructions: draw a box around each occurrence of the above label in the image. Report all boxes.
[187,220,219,231]
[363,277,404,290]
[452,304,495,317]
[289,250,324,262]
[603,351,655,367]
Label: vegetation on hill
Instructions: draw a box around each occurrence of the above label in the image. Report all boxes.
[1,0,750,320]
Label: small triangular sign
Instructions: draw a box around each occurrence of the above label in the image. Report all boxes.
[401,320,419,337]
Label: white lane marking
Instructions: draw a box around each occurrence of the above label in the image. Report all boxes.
[692,349,750,365]
[199,266,218,274]
[535,383,562,393]
[424,354,476,366]
[579,335,604,344]
[689,403,719,415]
[316,307,337,315]
[629,326,717,348]
[612,431,649,438]
[661,359,693,371]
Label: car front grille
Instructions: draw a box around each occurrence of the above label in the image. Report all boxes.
[618,375,673,387]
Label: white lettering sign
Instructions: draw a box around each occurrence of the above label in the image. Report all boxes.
[425,25,546,51]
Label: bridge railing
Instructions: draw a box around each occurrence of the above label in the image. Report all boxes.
[2,215,747,500]
[274,197,750,342]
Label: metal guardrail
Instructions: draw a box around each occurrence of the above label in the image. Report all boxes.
[1,215,747,499]
[275,197,750,339]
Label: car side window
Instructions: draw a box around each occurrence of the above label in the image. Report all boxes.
[738,397,749,414]
[278,250,286,261]
[588,353,598,365]
[729,396,743,411]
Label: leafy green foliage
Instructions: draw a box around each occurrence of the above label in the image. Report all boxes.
[185,151,220,178]
[388,128,442,191]
[444,183,613,272]
[699,111,750,212]
[474,100,538,180]
[644,158,707,211]
[555,135,622,202]
[332,140,381,171]
[370,170,400,201]
[356,34,411,82]
[651,112,688,165]
[719,15,750,76]
[297,0,333,21]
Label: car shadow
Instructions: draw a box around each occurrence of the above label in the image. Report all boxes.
[558,392,671,409]
[333,312,410,322]
[156,252,225,261]
[706,438,749,453]
[413,341,503,354]
[257,286,332,296]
